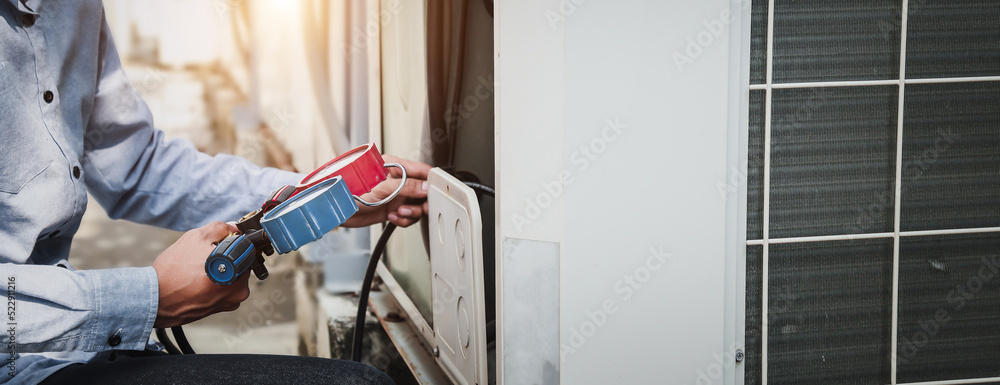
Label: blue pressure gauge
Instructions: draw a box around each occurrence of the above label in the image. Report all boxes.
[260,176,358,254]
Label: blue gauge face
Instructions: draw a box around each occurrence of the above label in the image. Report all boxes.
[260,176,359,254]
[276,182,333,212]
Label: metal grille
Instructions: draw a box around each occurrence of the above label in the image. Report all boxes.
[897,234,1000,382]
[745,0,1000,384]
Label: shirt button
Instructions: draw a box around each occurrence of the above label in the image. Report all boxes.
[73,166,81,179]
[43,90,54,103]
[20,14,34,27]
[108,329,123,347]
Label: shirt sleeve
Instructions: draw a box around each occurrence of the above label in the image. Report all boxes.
[1,264,158,353]
[81,11,302,231]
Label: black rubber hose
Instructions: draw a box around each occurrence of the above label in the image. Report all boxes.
[155,328,181,355]
[171,326,196,355]
[351,223,397,362]
[462,182,495,197]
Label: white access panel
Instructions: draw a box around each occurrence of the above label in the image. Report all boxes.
[496,0,739,384]
[428,168,488,385]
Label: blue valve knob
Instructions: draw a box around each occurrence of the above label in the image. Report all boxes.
[205,233,257,285]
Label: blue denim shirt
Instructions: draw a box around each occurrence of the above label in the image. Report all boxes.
[0,1,300,383]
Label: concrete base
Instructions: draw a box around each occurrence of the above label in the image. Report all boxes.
[310,290,419,385]
[294,255,419,385]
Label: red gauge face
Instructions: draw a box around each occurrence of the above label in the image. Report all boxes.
[300,148,369,186]
[296,143,389,196]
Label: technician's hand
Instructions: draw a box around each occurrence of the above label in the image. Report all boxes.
[152,221,250,328]
[345,155,431,228]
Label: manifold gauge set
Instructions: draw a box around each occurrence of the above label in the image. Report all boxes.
[205,143,406,285]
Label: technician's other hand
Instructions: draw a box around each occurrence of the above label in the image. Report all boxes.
[345,155,431,228]
[152,221,250,328]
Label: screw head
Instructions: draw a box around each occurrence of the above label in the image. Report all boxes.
[735,349,745,362]
[217,264,227,273]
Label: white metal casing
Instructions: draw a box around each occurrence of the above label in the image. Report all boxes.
[495,0,746,384]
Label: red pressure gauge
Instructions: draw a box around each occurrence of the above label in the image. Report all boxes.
[295,143,407,207]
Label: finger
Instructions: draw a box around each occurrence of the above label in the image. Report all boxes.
[235,286,251,303]
[396,177,428,199]
[382,155,431,180]
[200,221,237,242]
[389,215,417,227]
[396,204,424,219]
[225,274,252,303]
[225,289,250,305]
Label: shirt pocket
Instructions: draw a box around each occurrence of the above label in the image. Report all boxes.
[0,95,54,194]
[0,150,52,194]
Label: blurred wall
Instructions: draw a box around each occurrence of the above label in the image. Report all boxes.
[101,0,375,172]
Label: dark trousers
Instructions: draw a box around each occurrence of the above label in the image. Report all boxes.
[39,350,395,385]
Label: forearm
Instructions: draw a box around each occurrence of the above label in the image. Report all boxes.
[85,131,302,231]
[0,264,157,353]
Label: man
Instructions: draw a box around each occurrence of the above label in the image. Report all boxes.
[0,1,428,383]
